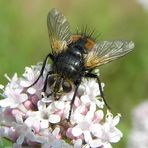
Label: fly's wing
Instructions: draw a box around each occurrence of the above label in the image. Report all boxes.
[47,8,72,54]
[85,40,135,68]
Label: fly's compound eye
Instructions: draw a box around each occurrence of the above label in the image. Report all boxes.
[62,80,72,93]
[48,76,55,86]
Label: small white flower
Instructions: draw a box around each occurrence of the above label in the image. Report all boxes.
[71,108,105,147]
[42,139,73,148]
[128,130,148,148]
[137,0,148,11]
[28,100,61,129]
[12,116,36,145]
[79,79,105,108]
[21,65,42,87]
[0,74,28,108]
[128,101,148,148]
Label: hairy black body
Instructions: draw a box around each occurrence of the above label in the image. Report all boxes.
[29,37,109,120]
[53,38,86,82]
[28,8,134,121]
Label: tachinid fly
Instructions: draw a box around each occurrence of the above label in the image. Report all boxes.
[29,8,134,121]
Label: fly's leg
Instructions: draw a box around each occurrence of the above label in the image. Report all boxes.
[68,81,80,121]
[28,53,51,88]
[42,71,54,93]
[85,73,110,110]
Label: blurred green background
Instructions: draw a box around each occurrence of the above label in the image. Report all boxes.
[0,0,148,147]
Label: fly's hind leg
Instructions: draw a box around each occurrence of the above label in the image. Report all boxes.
[85,73,111,110]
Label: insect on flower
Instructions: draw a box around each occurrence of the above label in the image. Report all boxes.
[29,8,134,121]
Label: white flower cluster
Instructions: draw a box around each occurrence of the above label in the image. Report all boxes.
[128,101,148,148]
[136,0,148,11]
[0,63,122,148]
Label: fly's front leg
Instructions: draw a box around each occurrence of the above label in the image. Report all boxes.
[68,81,81,121]
[42,71,54,94]
[28,53,52,88]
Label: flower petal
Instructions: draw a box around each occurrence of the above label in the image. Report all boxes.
[20,80,30,87]
[83,131,92,143]
[52,127,60,137]
[37,100,46,111]
[89,139,102,148]
[0,98,11,107]
[113,114,121,126]
[80,95,90,104]
[20,93,28,102]
[72,127,83,137]
[109,128,123,143]
[90,124,102,137]
[40,119,49,129]
[74,139,82,148]
[54,101,65,109]
[16,134,25,145]
[94,110,104,122]
[48,114,61,124]
[27,87,36,94]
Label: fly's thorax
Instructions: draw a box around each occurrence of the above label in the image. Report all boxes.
[71,35,95,51]
[52,50,84,81]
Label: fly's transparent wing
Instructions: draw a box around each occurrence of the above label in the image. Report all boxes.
[85,40,135,68]
[47,8,72,53]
